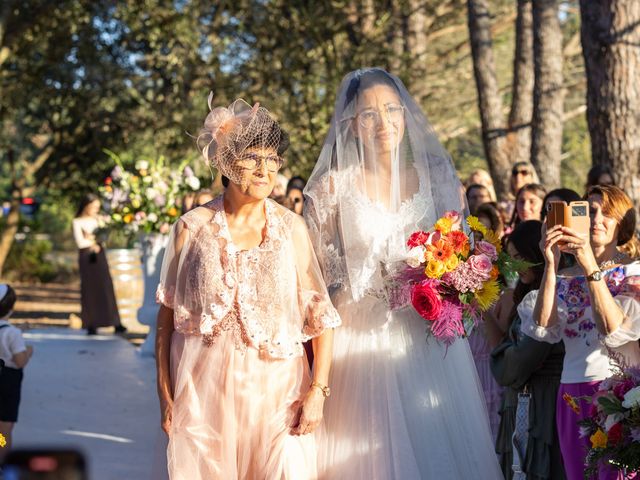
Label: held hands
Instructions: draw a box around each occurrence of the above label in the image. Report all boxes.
[291,387,325,436]
[543,224,596,273]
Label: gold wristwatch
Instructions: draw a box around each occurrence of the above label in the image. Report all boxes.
[310,381,331,397]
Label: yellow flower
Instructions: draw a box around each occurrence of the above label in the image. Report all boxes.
[483,229,502,253]
[0,433,6,447]
[590,429,607,449]
[425,259,446,279]
[123,213,134,224]
[167,207,178,217]
[474,279,500,311]
[445,254,459,272]
[435,217,453,235]
[466,215,487,236]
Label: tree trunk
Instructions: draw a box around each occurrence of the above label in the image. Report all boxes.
[580,0,640,207]
[506,0,534,165]
[407,0,428,103]
[530,0,565,189]
[467,0,511,199]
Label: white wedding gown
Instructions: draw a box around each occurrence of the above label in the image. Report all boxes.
[318,190,503,479]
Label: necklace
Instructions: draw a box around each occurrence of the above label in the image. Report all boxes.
[598,251,626,270]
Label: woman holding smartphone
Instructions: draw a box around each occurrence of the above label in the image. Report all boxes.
[518,185,640,480]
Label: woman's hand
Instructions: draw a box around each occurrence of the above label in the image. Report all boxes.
[160,397,173,435]
[556,226,597,273]
[90,244,101,254]
[291,387,325,436]
[541,223,562,273]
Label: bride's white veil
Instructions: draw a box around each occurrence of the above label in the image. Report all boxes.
[304,68,467,300]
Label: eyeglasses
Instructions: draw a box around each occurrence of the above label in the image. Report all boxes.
[356,104,404,130]
[236,153,283,172]
[512,169,531,177]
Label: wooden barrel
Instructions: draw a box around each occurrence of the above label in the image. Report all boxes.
[106,248,147,333]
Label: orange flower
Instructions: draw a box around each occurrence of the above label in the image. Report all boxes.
[426,239,454,263]
[563,393,580,415]
[167,207,179,217]
[447,231,470,256]
[490,265,499,280]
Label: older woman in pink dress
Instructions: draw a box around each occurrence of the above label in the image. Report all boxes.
[155,97,340,479]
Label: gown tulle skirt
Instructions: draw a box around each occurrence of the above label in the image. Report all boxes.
[168,331,318,479]
[319,294,503,479]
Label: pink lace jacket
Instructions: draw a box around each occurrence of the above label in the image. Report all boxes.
[156,195,341,359]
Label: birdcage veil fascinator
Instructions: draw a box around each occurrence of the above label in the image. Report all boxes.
[197,93,288,185]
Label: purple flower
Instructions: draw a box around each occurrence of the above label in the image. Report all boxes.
[111,165,123,181]
[630,427,640,442]
[183,166,195,178]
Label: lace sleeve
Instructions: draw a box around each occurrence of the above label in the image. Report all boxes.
[518,289,563,344]
[292,215,342,339]
[156,219,191,309]
[605,269,640,347]
[303,172,347,294]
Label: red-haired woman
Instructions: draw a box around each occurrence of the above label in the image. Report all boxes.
[520,185,640,480]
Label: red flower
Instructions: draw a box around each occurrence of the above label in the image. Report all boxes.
[105,176,113,185]
[407,231,430,248]
[411,279,442,321]
[613,378,634,400]
[608,422,623,446]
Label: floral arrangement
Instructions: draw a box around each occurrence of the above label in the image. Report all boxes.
[405,211,528,345]
[564,359,640,477]
[99,150,201,237]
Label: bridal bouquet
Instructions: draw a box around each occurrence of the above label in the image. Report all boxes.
[564,360,640,477]
[405,211,526,345]
[99,150,201,237]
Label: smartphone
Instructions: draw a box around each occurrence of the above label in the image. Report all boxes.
[2,449,87,480]
[546,200,590,239]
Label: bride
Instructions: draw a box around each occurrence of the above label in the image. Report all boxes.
[304,68,503,479]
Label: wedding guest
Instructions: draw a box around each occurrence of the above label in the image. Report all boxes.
[190,189,214,210]
[0,284,34,462]
[510,184,547,230]
[285,176,306,215]
[586,165,615,190]
[155,97,340,478]
[519,185,640,480]
[466,184,493,215]
[476,202,505,239]
[500,162,539,221]
[490,221,566,480]
[72,193,125,336]
[466,168,497,202]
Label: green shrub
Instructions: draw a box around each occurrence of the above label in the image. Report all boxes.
[4,237,63,283]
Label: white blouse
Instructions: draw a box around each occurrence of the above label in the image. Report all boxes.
[519,261,640,384]
[72,217,99,249]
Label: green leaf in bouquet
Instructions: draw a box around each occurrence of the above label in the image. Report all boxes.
[597,396,626,415]
[102,148,124,168]
[497,251,537,275]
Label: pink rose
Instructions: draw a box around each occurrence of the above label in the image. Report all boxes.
[468,254,493,280]
[159,223,171,234]
[411,279,442,321]
[444,211,462,231]
[475,240,498,261]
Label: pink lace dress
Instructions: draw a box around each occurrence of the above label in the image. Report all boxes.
[156,196,341,479]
